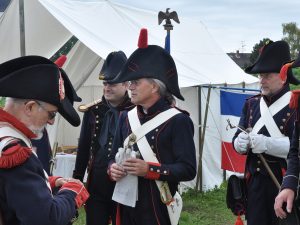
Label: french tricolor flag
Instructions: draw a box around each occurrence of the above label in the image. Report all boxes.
[220,90,256,173]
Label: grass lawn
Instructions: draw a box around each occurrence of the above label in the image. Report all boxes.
[74,182,242,225]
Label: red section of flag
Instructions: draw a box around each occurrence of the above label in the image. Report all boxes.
[221,142,246,173]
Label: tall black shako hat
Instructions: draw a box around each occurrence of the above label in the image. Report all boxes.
[112,28,184,100]
[245,40,291,74]
[0,55,81,126]
[99,51,127,82]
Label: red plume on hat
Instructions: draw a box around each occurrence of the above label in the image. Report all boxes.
[279,62,293,83]
[283,52,300,109]
[138,28,148,49]
[54,55,67,68]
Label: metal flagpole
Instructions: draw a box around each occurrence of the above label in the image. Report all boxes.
[158,8,180,54]
[19,0,26,56]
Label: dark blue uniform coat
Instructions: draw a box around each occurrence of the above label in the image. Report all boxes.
[109,98,196,225]
[73,94,132,225]
[281,113,300,192]
[0,109,77,225]
[232,84,296,225]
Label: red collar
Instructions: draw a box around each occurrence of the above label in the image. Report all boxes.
[0,108,36,139]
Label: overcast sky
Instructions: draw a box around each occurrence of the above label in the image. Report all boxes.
[114,0,300,53]
[1,0,300,53]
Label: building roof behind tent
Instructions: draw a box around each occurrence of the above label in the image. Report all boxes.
[227,51,251,70]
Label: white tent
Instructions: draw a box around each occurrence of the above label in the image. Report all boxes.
[0,0,259,190]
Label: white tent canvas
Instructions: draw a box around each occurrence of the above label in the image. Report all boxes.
[0,0,259,190]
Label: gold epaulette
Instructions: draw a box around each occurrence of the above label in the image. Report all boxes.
[77,99,102,112]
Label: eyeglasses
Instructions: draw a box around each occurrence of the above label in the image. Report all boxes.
[36,101,57,120]
[128,80,141,87]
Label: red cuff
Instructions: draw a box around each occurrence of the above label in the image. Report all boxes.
[48,176,62,188]
[144,162,161,180]
[60,182,89,208]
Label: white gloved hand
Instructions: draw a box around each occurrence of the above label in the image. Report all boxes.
[249,132,290,158]
[234,132,250,154]
[249,133,268,154]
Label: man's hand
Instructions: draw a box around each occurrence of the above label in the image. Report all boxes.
[123,158,149,177]
[109,163,126,181]
[59,181,89,208]
[249,133,289,158]
[55,177,82,187]
[234,132,250,154]
[274,189,295,219]
[249,133,268,154]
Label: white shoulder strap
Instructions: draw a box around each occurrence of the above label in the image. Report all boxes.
[0,137,16,157]
[0,125,51,191]
[252,91,291,136]
[0,126,32,148]
[258,97,283,137]
[125,106,181,147]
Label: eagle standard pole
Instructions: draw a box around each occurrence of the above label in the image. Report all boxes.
[19,0,26,56]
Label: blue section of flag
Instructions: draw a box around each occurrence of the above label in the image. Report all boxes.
[0,0,10,12]
[220,90,254,117]
[165,32,170,54]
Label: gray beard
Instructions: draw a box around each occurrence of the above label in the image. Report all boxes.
[28,125,45,140]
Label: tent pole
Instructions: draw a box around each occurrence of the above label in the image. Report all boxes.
[223,83,227,182]
[19,0,26,56]
[195,85,202,191]
[195,85,211,191]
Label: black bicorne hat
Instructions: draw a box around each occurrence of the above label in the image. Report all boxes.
[99,51,127,82]
[59,69,82,126]
[245,40,291,74]
[54,55,82,103]
[0,55,81,126]
[60,69,82,103]
[112,28,184,100]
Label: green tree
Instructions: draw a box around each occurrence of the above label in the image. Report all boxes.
[290,68,300,90]
[282,22,300,59]
[249,38,271,64]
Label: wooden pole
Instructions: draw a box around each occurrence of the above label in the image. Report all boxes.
[195,85,211,191]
